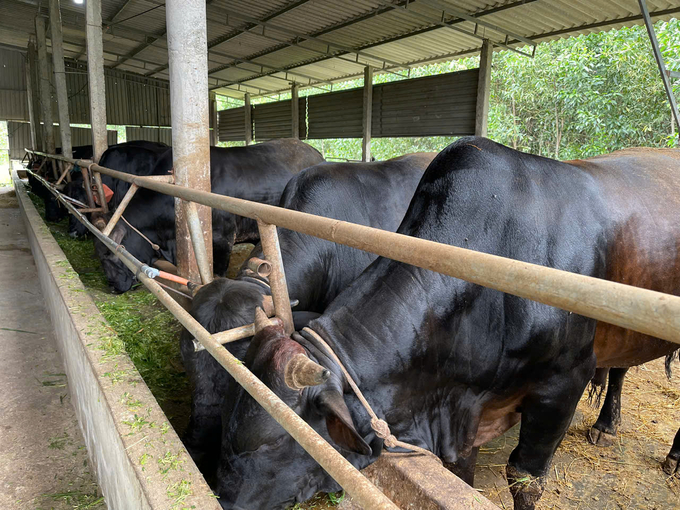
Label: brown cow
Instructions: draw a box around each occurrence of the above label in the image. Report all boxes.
[569,148,680,474]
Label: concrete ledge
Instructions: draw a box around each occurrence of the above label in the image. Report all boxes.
[340,453,498,509]
[13,173,220,510]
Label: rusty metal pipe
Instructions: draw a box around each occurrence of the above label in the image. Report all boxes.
[79,164,96,209]
[55,163,72,186]
[102,183,138,237]
[185,200,214,285]
[24,150,680,346]
[247,257,272,278]
[92,171,109,214]
[137,272,399,510]
[257,220,294,335]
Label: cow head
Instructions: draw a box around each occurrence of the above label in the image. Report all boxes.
[216,315,375,510]
[92,217,136,294]
[62,178,89,238]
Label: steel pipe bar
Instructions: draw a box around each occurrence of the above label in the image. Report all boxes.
[92,171,109,214]
[25,150,680,346]
[49,0,73,163]
[139,274,398,510]
[195,323,256,352]
[34,17,58,178]
[257,220,295,335]
[85,0,109,162]
[102,183,138,236]
[25,40,41,151]
[166,0,213,284]
[185,201,214,285]
[79,164,96,209]
[639,0,680,136]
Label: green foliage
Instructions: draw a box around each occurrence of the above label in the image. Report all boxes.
[489,20,679,159]
[216,20,679,161]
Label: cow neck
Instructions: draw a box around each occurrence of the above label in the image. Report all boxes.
[299,326,441,463]
[237,273,271,293]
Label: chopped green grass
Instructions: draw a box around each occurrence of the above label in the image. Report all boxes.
[28,192,189,422]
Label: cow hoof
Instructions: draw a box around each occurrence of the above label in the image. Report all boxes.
[662,455,679,476]
[588,427,616,446]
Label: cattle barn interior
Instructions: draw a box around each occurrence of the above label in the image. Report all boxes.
[0,1,679,509]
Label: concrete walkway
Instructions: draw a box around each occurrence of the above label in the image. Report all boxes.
[0,188,105,510]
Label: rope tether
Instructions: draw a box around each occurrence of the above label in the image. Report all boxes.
[301,327,442,463]
[120,215,160,251]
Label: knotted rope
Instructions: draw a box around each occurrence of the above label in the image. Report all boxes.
[301,327,441,463]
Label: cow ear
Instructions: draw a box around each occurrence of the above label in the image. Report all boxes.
[316,390,372,456]
[110,222,127,245]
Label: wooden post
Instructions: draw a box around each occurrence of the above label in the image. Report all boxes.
[25,42,40,151]
[362,66,373,162]
[475,39,493,138]
[244,92,252,145]
[86,0,108,163]
[49,0,72,162]
[35,16,57,177]
[166,0,213,284]
[209,91,218,146]
[291,82,299,139]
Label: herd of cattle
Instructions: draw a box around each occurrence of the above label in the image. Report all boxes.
[28,137,680,509]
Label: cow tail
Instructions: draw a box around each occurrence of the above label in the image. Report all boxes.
[588,367,608,407]
[665,349,679,380]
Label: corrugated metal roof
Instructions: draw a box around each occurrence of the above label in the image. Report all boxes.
[0,0,678,101]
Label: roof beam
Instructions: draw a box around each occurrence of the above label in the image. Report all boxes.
[108,0,136,24]
[208,0,534,93]
[110,28,166,69]
[380,0,536,57]
[144,0,313,77]
[218,10,407,69]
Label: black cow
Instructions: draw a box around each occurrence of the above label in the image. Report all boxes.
[95,139,324,293]
[61,140,170,238]
[214,138,680,510]
[179,153,435,471]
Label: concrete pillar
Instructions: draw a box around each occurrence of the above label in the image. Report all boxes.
[244,93,252,145]
[362,66,373,162]
[209,91,218,146]
[25,46,39,150]
[166,0,213,283]
[35,16,57,176]
[86,0,108,163]
[49,0,72,160]
[475,39,493,138]
[291,82,299,139]
[27,40,43,151]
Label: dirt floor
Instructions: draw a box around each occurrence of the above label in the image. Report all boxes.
[0,188,105,510]
[475,358,680,509]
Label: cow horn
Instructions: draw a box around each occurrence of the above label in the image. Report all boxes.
[93,217,107,230]
[284,353,330,390]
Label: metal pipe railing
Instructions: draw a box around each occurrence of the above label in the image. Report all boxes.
[26,149,680,346]
[24,167,400,510]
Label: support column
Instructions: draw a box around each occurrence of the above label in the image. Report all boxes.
[362,66,373,162]
[209,91,218,146]
[291,82,299,139]
[49,0,72,161]
[86,0,108,163]
[35,16,57,176]
[475,39,493,138]
[27,40,43,151]
[25,44,39,150]
[166,0,213,284]
[244,93,252,145]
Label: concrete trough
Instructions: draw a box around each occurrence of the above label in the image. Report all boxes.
[13,172,220,510]
[13,171,499,510]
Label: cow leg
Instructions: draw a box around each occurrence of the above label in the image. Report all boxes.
[662,427,680,476]
[212,211,236,277]
[588,367,628,447]
[445,447,479,486]
[507,358,594,510]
